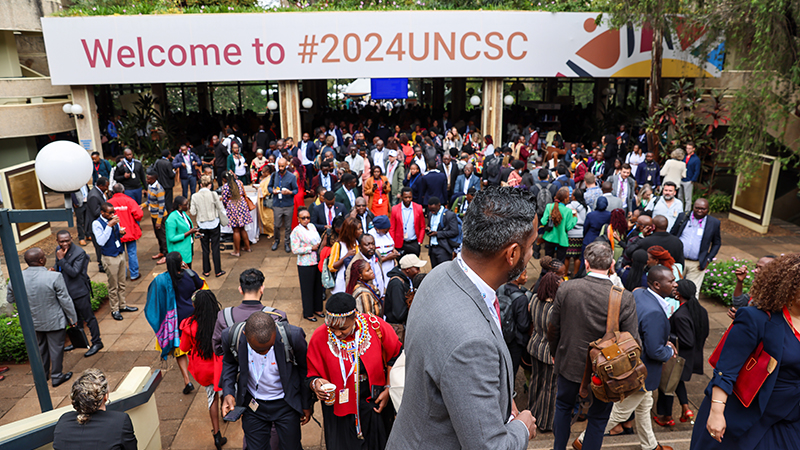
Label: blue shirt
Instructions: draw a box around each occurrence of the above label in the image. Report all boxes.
[429,208,444,246]
[678,213,706,260]
[401,204,416,241]
[584,186,602,211]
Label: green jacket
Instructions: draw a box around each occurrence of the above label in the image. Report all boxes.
[390,164,405,206]
[334,185,361,211]
[165,210,195,263]
[540,203,577,247]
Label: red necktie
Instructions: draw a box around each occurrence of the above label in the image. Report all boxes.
[493,297,501,322]
[327,208,333,226]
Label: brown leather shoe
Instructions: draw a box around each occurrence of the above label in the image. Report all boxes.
[156,257,166,265]
[572,438,582,450]
[655,445,673,450]
[79,239,87,246]
[151,253,164,260]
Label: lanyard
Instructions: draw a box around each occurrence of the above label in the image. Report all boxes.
[783,307,800,344]
[335,327,360,386]
[408,174,419,188]
[248,345,269,389]
[124,159,135,172]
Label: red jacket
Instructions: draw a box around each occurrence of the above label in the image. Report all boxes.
[108,192,144,242]
[389,201,425,249]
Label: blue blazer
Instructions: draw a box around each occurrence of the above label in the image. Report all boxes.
[451,174,481,203]
[670,214,721,270]
[705,307,785,438]
[582,210,611,246]
[633,289,674,391]
[683,154,701,182]
[172,152,202,179]
[420,170,449,207]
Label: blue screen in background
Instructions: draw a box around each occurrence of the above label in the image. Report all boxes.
[371,78,408,99]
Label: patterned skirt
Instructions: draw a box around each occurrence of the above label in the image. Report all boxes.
[566,237,583,258]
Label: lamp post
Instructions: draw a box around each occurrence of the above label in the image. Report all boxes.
[7,140,92,412]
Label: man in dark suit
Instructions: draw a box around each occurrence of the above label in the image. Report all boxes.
[221,312,312,450]
[438,153,460,201]
[671,198,721,293]
[591,266,676,450]
[172,144,202,198]
[310,161,338,198]
[296,132,318,184]
[626,215,685,267]
[54,230,103,357]
[334,173,360,212]
[212,134,229,186]
[310,191,346,234]
[420,158,448,207]
[548,241,640,450]
[7,248,77,387]
[114,148,147,204]
[352,197,375,234]
[154,149,176,212]
[87,177,109,273]
[425,197,459,268]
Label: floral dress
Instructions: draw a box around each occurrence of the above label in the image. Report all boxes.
[221,179,253,228]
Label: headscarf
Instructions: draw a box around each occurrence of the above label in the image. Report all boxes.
[595,196,608,212]
[676,279,709,349]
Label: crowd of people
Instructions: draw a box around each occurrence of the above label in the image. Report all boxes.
[11,111,796,450]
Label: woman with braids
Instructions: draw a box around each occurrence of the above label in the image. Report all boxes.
[655,279,709,427]
[540,187,577,262]
[307,293,402,450]
[533,255,567,294]
[527,272,563,432]
[179,291,227,450]
[54,369,137,450]
[647,245,683,281]
[691,253,800,450]
[328,216,362,294]
[599,208,629,262]
[620,249,649,291]
[346,259,382,317]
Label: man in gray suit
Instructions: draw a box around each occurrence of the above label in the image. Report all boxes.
[600,181,625,211]
[7,248,78,387]
[608,163,637,212]
[547,241,640,450]
[387,186,537,450]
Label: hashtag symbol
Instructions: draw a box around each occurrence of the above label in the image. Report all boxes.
[298,35,318,64]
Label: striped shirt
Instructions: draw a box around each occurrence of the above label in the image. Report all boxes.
[143,181,166,224]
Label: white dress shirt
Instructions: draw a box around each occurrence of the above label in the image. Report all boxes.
[247,344,285,401]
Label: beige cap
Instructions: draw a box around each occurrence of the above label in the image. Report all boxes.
[399,254,428,269]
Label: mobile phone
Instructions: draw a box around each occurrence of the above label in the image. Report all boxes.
[223,406,247,422]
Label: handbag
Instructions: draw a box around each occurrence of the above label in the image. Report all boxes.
[262,195,273,209]
[66,325,90,349]
[708,312,778,408]
[245,195,256,211]
[659,338,685,396]
[542,217,555,233]
[321,255,336,289]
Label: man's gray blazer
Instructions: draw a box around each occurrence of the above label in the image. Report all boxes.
[7,266,76,332]
[386,261,528,450]
[601,193,625,212]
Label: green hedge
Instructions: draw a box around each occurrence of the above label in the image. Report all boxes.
[0,282,108,363]
[700,257,753,306]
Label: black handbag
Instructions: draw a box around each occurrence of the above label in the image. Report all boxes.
[66,325,90,349]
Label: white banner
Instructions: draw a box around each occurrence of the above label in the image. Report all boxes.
[42,11,724,85]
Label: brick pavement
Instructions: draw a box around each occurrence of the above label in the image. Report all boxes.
[1,207,798,450]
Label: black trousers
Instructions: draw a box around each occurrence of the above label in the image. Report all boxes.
[91,232,103,267]
[153,217,167,255]
[400,240,420,257]
[655,381,689,416]
[74,203,87,240]
[163,187,174,213]
[298,265,324,318]
[199,225,222,275]
[73,293,101,345]
[543,240,567,262]
[36,329,66,383]
[242,396,302,450]
[428,245,452,268]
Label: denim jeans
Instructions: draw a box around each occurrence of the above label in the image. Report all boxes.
[181,175,197,198]
[553,375,613,450]
[124,240,139,279]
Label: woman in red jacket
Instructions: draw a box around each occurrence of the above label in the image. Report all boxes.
[179,290,227,450]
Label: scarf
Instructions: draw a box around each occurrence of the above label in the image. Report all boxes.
[145,272,180,359]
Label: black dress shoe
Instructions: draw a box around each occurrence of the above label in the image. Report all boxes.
[271,241,279,251]
[52,372,73,388]
[183,382,195,395]
[84,343,104,357]
[305,316,318,322]
[314,312,324,318]
[98,265,105,273]
[119,306,138,312]
[284,242,291,253]
[112,311,123,320]
[63,345,74,352]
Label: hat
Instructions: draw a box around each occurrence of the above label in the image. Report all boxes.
[595,196,609,211]
[325,293,357,316]
[372,215,390,229]
[388,150,398,157]
[399,254,428,270]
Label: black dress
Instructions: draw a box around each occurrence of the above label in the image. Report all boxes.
[54,410,137,450]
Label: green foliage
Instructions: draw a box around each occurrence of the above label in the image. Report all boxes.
[91,281,109,311]
[645,79,710,159]
[114,94,179,164]
[701,258,752,306]
[0,309,28,363]
[692,186,732,213]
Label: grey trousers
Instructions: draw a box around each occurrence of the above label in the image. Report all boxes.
[36,329,67,383]
[680,181,694,213]
[272,206,294,241]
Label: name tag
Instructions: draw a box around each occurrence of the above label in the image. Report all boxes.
[339,388,349,404]
[378,198,383,205]
[249,398,259,412]
[115,240,121,248]
[131,173,136,179]
[278,194,282,199]
[697,228,703,236]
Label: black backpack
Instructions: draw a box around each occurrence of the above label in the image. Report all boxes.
[535,182,554,217]
[224,306,296,366]
[496,285,529,345]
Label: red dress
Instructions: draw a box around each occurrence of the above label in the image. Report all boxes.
[292,170,306,229]
[179,317,222,389]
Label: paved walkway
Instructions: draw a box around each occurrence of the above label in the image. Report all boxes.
[1,204,799,449]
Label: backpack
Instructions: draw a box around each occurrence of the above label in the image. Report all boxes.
[483,153,502,181]
[535,182,553,217]
[453,216,463,246]
[496,284,527,345]
[224,306,296,366]
[579,286,647,403]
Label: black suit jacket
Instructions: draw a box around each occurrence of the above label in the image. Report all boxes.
[86,187,106,221]
[53,410,137,450]
[626,231,685,267]
[420,170,449,207]
[669,214,721,270]
[154,158,175,188]
[54,244,91,298]
[220,324,312,415]
[310,202,346,234]
[437,162,461,199]
[113,159,146,190]
[428,208,459,254]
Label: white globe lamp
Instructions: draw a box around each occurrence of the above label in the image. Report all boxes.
[70,104,84,115]
[302,98,313,109]
[267,100,278,111]
[260,89,267,96]
[469,95,481,106]
[503,95,515,106]
[62,103,73,114]
[35,141,92,192]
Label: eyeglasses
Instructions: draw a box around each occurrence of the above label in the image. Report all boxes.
[299,215,311,221]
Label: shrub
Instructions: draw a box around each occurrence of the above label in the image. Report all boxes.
[0,309,28,363]
[700,257,754,306]
[91,281,109,311]
[692,189,732,213]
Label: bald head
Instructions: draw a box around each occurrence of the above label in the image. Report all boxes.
[24,247,45,267]
[693,198,709,220]
[652,215,668,232]
[636,215,653,235]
